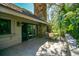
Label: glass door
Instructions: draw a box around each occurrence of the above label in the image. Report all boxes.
[22,23,37,41]
[27,24,37,39]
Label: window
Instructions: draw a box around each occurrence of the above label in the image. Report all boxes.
[0,18,11,35]
[27,24,37,38]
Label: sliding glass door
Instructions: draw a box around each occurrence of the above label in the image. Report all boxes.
[22,23,37,41]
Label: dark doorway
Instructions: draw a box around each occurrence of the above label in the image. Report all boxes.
[22,23,37,42]
[22,23,28,41]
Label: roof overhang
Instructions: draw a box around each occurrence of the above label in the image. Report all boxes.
[0,4,48,25]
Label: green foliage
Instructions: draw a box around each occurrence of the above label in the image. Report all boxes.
[48,4,79,44]
[64,3,79,12]
[62,6,79,44]
[64,11,76,20]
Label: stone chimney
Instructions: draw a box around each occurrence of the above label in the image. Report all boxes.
[34,3,47,22]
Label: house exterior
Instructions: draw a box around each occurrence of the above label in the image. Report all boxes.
[0,3,48,49]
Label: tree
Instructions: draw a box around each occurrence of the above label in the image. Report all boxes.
[47,3,79,44]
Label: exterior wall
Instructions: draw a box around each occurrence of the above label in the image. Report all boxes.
[0,14,22,49]
[34,3,47,21]
[37,24,47,37]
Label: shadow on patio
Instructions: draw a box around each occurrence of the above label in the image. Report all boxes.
[0,37,48,56]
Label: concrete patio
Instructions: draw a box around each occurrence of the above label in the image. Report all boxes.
[0,37,47,56]
[0,37,69,56]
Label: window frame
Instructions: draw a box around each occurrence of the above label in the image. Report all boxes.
[0,18,11,35]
